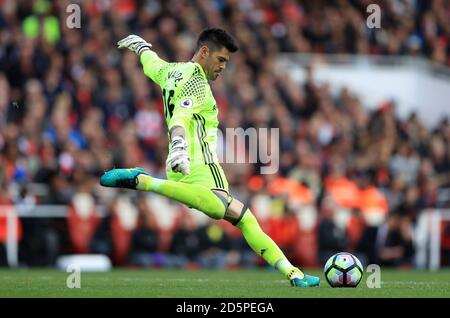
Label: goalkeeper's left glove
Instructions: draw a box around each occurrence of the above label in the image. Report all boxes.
[117,34,152,56]
[166,136,190,175]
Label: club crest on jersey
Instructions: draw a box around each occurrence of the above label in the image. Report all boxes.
[180,99,193,108]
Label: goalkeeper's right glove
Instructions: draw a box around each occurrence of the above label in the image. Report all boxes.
[117,34,152,56]
[166,136,190,175]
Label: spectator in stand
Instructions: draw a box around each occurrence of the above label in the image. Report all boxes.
[354,169,389,227]
[167,213,233,269]
[397,185,421,224]
[128,196,160,267]
[195,219,233,270]
[356,211,414,267]
[167,210,201,268]
[389,142,421,186]
[318,194,349,265]
[0,181,23,266]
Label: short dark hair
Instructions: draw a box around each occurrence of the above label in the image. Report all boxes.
[196,28,238,53]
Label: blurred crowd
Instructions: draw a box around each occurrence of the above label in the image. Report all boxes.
[0,0,450,269]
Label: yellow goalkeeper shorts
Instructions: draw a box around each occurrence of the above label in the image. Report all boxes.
[166,162,229,192]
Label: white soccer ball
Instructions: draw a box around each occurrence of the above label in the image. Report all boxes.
[324,252,364,287]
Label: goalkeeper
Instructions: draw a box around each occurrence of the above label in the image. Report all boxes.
[100,28,319,287]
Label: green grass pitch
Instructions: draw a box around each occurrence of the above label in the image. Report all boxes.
[0,268,449,298]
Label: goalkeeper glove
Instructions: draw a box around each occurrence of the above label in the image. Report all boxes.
[166,136,190,175]
[117,34,152,56]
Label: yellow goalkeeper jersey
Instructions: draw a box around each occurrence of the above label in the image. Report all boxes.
[140,50,227,191]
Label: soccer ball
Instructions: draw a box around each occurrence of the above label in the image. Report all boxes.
[324,252,364,287]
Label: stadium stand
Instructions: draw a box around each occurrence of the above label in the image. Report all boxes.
[0,0,449,269]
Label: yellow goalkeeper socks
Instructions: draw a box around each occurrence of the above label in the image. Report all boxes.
[236,209,302,278]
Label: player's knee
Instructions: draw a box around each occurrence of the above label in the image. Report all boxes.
[213,190,247,225]
[212,189,247,225]
[225,198,244,221]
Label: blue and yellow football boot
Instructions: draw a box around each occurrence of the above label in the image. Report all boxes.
[288,268,320,287]
[99,168,149,189]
